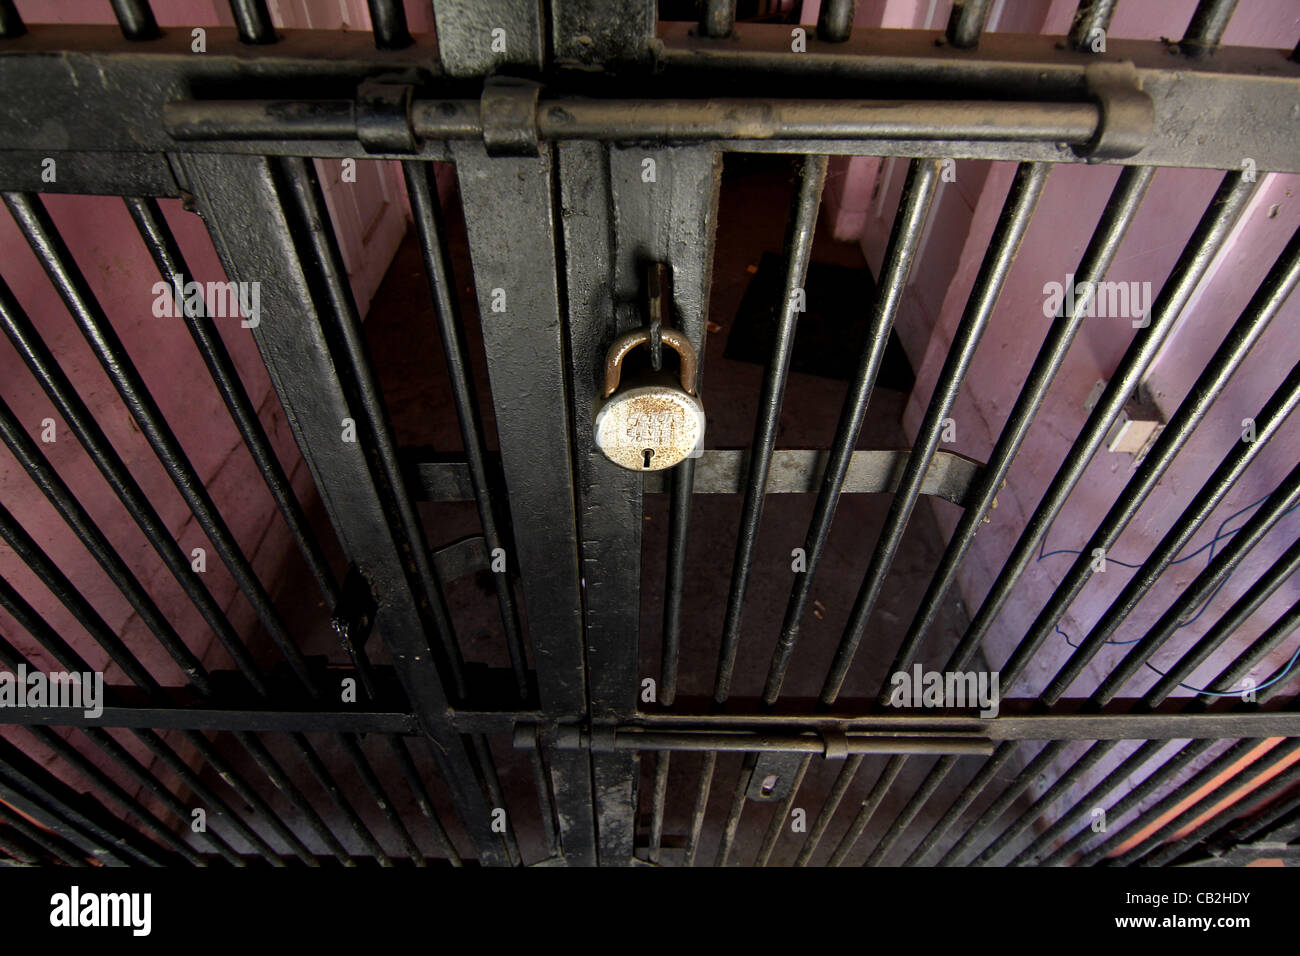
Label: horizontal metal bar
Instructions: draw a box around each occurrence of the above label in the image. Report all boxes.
[4,693,1294,741]
[0,26,1295,169]
[410,448,985,503]
[544,728,994,756]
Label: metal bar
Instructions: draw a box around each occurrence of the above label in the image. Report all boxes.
[110,0,159,41]
[1002,220,1300,697]
[794,753,864,866]
[0,394,209,691]
[768,158,942,703]
[685,751,717,866]
[661,458,695,704]
[1094,461,1300,703]
[448,141,593,864]
[945,0,991,50]
[886,165,1154,684]
[936,740,1066,865]
[714,754,756,866]
[1182,0,1238,57]
[167,97,1103,147]
[715,154,828,702]
[1068,0,1117,52]
[1040,365,1300,703]
[863,754,957,866]
[0,275,268,691]
[3,191,317,687]
[942,170,1257,676]
[5,190,401,860]
[822,161,1050,705]
[181,151,511,865]
[817,0,858,43]
[1014,738,1215,865]
[1146,536,1300,702]
[648,751,670,864]
[386,736,463,865]
[0,738,152,866]
[1206,594,1300,699]
[973,739,1115,865]
[230,0,276,44]
[1098,738,1300,867]
[0,802,79,866]
[401,160,527,698]
[367,0,412,49]
[700,0,735,38]
[902,744,1015,865]
[124,197,339,608]
[755,754,812,866]
[828,754,907,866]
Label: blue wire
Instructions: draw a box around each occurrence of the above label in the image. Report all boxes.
[1036,492,1300,698]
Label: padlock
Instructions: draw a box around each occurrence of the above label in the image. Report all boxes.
[594,327,705,471]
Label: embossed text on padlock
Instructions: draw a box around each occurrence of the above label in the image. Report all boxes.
[594,327,705,471]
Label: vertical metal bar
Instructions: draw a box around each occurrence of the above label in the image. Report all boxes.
[685,751,717,866]
[937,740,1066,866]
[946,0,992,49]
[817,0,857,42]
[124,198,339,608]
[755,754,811,866]
[447,142,592,864]
[0,275,267,691]
[713,753,756,866]
[648,751,670,863]
[230,0,276,44]
[902,744,1016,865]
[886,166,1154,685]
[560,143,720,865]
[1182,0,1238,57]
[0,802,80,866]
[367,0,412,49]
[1001,222,1300,696]
[827,754,906,866]
[1146,536,1300,702]
[794,753,864,866]
[822,162,1050,705]
[400,161,527,698]
[1094,460,1300,702]
[1068,0,1117,52]
[1040,365,1300,703]
[388,735,463,865]
[942,171,1257,676]
[662,460,695,706]
[1096,739,1299,867]
[717,154,828,703]
[768,158,942,704]
[0,740,149,866]
[522,730,559,861]
[110,0,160,40]
[181,151,512,865]
[700,0,735,38]
[863,755,957,866]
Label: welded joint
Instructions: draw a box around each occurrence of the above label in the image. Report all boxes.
[356,80,416,153]
[481,79,541,156]
[1075,61,1153,160]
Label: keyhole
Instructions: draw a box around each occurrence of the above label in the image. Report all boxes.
[760,774,778,796]
[642,448,655,469]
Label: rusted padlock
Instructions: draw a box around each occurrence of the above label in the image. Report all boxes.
[594,327,705,471]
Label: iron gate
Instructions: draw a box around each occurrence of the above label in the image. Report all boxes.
[0,0,1298,868]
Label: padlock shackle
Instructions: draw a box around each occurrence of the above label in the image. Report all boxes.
[602,327,698,398]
